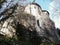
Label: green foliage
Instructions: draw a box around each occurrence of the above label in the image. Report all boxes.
[0,34,55,45]
[0,0,5,4]
[0,34,32,45]
[40,42,54,45]
[0,0,6,8]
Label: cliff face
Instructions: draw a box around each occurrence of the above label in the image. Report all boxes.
[24,3,60,44]
[0,2,60,44]
[0,7,35,37]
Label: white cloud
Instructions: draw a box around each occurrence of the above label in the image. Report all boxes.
[48,0,60,28]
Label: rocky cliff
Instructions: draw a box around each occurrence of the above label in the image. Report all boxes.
[0,1,60,45]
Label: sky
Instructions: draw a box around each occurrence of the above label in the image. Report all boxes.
[35,0,60,29]
[36,0,51,10]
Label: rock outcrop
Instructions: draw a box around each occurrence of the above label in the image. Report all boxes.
[24,3,60,44]
[0,2,60,44]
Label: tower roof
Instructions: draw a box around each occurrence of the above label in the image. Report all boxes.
[30,3,42,9]
[42,10,49,15]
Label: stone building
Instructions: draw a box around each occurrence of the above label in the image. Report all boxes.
[24,3,60,44]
